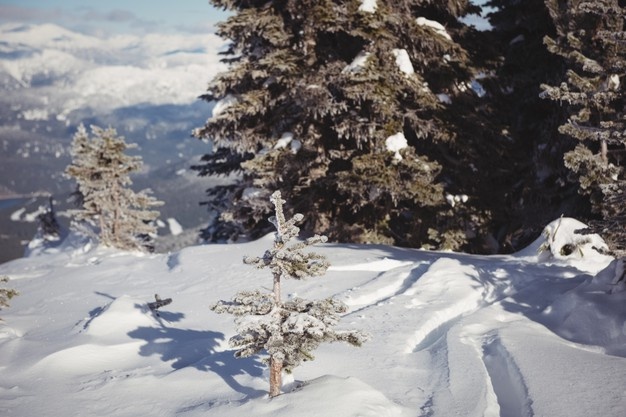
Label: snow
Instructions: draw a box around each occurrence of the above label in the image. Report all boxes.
[416,17,452,41]
[437,93,452,104]
[385,132,408,160]
[274,132,302,154]
[167,218,184,236]
[211,94,237,118]
[510,34,525,45]
[21,108,49,121]
[445,193,468,207]
[342,51,371,73]
[358,0,378,14]
[9,204,47,223]
[0,22,227,116]
[608,74,620,91]
[392,49,415,75]
[1,217,625,416]
[9,207,25,222]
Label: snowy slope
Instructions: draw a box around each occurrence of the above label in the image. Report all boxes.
[0,218,625,417]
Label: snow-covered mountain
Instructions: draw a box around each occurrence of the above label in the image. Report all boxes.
[0,22,226,116]
[0,217,624,416]
[0,22,229,262]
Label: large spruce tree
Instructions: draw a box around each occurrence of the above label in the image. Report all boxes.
[540,0,626,262]
[482,0,588,251]
[66,125,163,252]
[194,0,496,251]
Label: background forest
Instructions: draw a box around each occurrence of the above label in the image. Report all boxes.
[0,0,624,263]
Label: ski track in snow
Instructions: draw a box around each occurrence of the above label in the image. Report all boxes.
[481,335,533,417]
[334,252,605,417]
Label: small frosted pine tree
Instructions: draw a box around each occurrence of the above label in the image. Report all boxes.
[0,276,18,320]
[211,191,369,398]
[65,124,163,252]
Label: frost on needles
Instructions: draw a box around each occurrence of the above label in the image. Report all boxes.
[0,276,18,321]
[211,191,369,398]
[65,124,163,252]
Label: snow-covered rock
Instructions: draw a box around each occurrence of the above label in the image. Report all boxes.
[518,217,611,267]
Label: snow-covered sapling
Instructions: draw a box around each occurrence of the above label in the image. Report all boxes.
[211,191,369,398]
[0,276,18,320]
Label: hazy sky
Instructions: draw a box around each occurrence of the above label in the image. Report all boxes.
[0,1,490,35]
[0,0,230,34]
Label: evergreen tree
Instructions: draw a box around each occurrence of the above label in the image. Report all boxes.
[482,0,586,251]
[194,0,496,251]
[0,276,18,320]
[211,191,368,397]
[540,0,626,263]
[65,125,163,252]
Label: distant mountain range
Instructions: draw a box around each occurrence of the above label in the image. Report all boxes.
[0,22,230,263]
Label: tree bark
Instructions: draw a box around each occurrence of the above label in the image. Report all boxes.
[601,139,608,164]
[269,356,282,398]
[273,272,281,304]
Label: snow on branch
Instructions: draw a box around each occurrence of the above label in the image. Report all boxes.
[392,49,415,75]
[0,276,18,320]
[416,17,452,41]
[243,191,330,280]
[358,0,377,13]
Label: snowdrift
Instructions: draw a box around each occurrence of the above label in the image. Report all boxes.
[1,218,625,417]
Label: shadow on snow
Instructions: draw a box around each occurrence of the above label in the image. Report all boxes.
[128,314,265,397]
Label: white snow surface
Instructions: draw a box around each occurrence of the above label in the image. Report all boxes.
[358,0,378,14]
[167,218,184,236]
[416,17,452,41]
[385,132,408,160]
[343,51,371,73]
[392,49,415,75]
[1,218,625,416]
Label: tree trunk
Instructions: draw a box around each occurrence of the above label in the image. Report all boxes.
[273,272,281,304]
[269,355,283,398]
[601,139,608,164]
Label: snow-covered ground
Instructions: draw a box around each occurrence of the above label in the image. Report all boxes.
[1,218,625,416]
